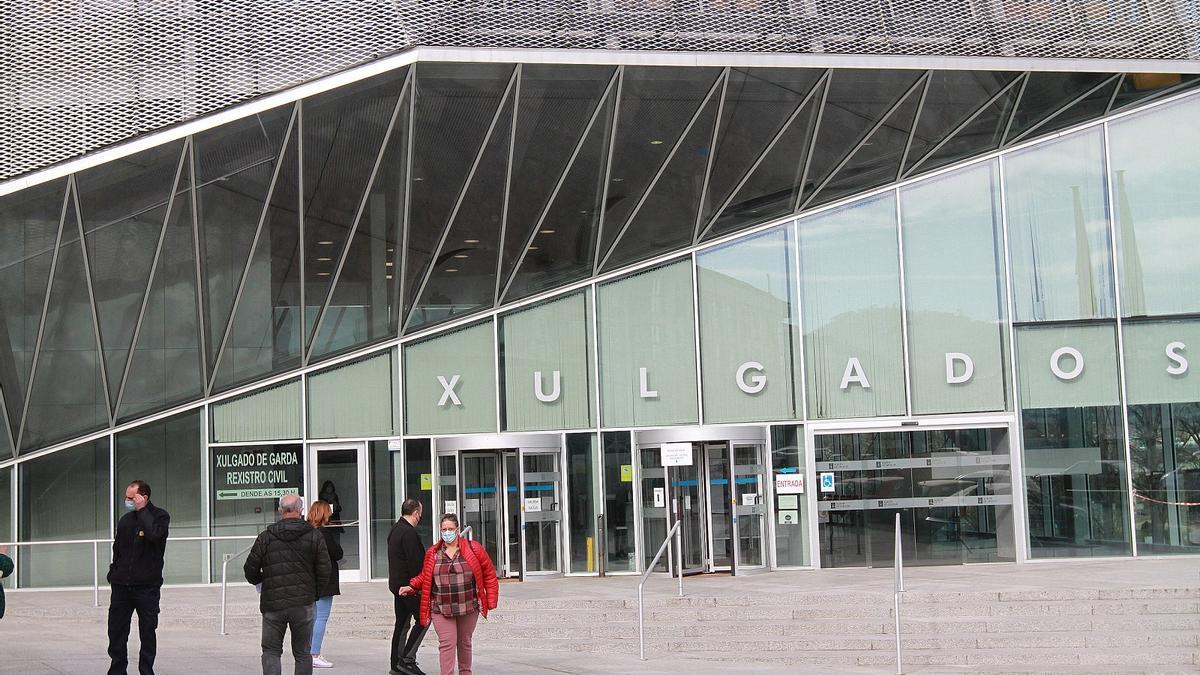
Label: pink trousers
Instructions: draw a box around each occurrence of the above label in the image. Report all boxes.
[430,610,480,675]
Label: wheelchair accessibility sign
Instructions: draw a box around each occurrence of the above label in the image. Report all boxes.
[819,472,835,493]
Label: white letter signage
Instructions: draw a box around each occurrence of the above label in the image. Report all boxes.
[437,375,462,406]
[639,367,658,399]
[736,361,767,394]
[1166,341,1188,376]
[534,370,561,403]
[1049,347,1084,381]
[840,357,871,389]
[945,353,975,385]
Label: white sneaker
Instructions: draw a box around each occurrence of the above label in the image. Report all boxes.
[312,655,334,668]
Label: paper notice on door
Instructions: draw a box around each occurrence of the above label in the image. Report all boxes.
[741,493,758,506]
[778,495,799,510]
[420,473,433,491]
[653,487,665,509]
[464,498,481,512]
[524,497,542,513]
[778,510,799,526]
[444,500,457,515]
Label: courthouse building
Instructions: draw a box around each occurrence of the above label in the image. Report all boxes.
[1,2,1200,587]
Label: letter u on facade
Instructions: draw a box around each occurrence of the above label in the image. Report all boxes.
[534,370,562,402]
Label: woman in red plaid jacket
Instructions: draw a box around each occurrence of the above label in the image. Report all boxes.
[399,513,499,675]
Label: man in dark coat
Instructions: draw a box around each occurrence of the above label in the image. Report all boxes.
[244,494,332,675]
[387,498,428,675]
[107,479,170,675]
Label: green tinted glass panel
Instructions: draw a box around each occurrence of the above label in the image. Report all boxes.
[308,351,398,438]
[902,161,1007,414]
[598,261,698,427]
[211,379,302,442]
[697,227,800,423]
[1004,129,1114,322]
[1123,320,1200,406]
[501,292,593,432]
[404,321,496,435]
[1108,95,1200,317]
[1016,324,1119,409]
[799,193,905,419]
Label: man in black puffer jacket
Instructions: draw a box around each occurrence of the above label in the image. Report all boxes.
[245,494,332,675]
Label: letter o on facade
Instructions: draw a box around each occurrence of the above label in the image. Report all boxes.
[736,361,766,395]
[1049,347,1084,381]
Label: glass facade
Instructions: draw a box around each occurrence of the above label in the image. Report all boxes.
[2,59,1199,587]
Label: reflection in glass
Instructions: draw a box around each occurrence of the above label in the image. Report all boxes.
[697,226,800,423]
[1128,403,1200,554]
[816,428,1014,567]
[369,440,400,578]
[1004,128,1114,322]
[917,81,1020,175]
[315,450,361,571]
[1005,73,1112,143]
[799,193,906,419]
[602,431,635,572]
[1109,95,1200,317]
[902,161,1007,414]
[18,438,109,586]
[903,71,1019,175]
[1022,406,1132,558]
[405,439,433,545]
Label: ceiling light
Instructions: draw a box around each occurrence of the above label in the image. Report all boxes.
[649,139,664,145]
[386,247,394,253]
[386,274,393,280]
[385,261,394,267]
[454,254,468,259]
[464,239,480,244]
[540,229,555,234]
[317,240,334,245]
[528,246,539,251]
[611,178,624,183]
[446,268,459,273]
[413,177,424,181]
[316,257,332,262]
[317,272,331,277]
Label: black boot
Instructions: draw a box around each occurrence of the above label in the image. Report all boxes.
[396,659,427,675]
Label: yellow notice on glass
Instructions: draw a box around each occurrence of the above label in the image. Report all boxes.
[420,473,433,491]
[620,464,633,482]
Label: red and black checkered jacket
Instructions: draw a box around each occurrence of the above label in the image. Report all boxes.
[408,538,499,626]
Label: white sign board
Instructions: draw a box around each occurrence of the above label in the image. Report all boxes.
[661,442,693,467]
[778,495,799,510]
[444,500,458,515]
[775,473,804,495]
[524,497,542,513]
[653,487,665,509]
[778,510,799,526]
[741,493,758,506]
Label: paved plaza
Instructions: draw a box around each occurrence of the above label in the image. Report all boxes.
[3,557,1199,673]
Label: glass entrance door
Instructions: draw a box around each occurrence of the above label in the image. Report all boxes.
[311,443,368,582]
[520,450,563,575]
[673,445,707,575]
[731,443,769,574]
[461,453,504,575]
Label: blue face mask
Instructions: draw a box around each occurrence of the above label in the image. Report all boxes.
[441,530,458,545]
[124,499,136,512]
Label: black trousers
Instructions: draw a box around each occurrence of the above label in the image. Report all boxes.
[261,603,315,675]
[391,594,426,670]
[107,584,160,675]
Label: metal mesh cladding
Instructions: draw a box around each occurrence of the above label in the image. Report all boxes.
[1,0,1198,181]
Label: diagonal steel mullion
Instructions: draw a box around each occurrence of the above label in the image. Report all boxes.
[190,141,210,397]
[113,139,190,418]
[494,64,523,307]
[1008,74,1123,147]
[498,69,620,304]
[207,104,299,392]
[904,74,1025,179]
[17,182,70,453]
[1104,73,1125,114]
[404,67,520,333]
[396,67,417,336]
[0,380,12,454]
[897,72,933,182]
[999,72,1031,147]
[73,181,115,426]
[794,72,832,214]
[691,67,731,246]
[800,72,929,212]
[591,66,625,277]
[599,72,724,271]
[307,71,410,359]
[699,70,831,241]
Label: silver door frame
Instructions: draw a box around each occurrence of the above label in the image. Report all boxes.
[307,441,370,583]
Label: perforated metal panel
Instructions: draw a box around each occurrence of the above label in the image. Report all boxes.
[1,1,1198,181]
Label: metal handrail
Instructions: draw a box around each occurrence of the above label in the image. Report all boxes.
[637,520,682,662]
[461,526,473,541]
[220,542,257,636]
[893,512,906,675]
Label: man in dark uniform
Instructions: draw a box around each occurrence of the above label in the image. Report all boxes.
[388,498,427,675]
[107,479,170,675]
